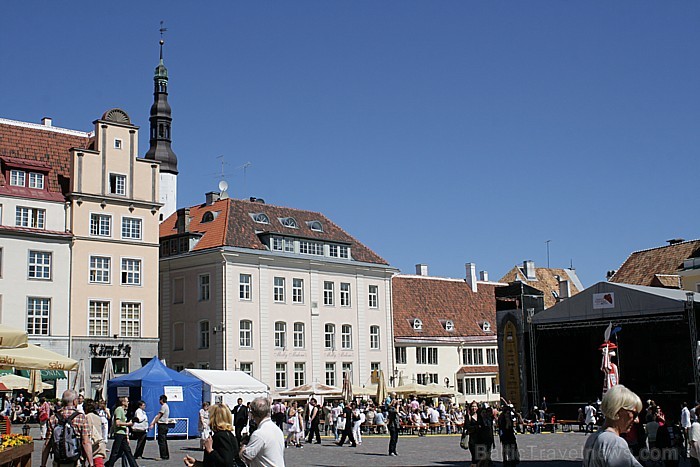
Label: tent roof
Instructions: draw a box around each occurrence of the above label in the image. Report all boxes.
[109,357,199,386]
[182,369,269,393]
[532,281,697,326]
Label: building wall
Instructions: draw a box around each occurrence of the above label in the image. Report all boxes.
[161,249,395,397]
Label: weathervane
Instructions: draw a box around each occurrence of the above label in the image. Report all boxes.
[159,20,167,59]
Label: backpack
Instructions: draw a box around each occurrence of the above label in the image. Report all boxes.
[51,411,82,463]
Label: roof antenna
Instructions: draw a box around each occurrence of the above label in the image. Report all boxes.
[236,161,252,197]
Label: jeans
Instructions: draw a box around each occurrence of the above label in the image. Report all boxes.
[157,424,170,459]
[388,426,399,454]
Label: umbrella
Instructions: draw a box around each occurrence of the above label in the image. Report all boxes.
[352,384,377,397]
[279,381,342,398]
[392,382,435,396]
[341,372,353,402]
[424,383,460,397]
[28,369,43,395]
[71,359,91,396]
[0,344,78,371]
[0,374,51,391]
[0,325,28,349]
[376,370,388,403]
[98,357,115,402]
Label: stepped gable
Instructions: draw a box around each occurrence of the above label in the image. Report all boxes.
[392,275,496,338]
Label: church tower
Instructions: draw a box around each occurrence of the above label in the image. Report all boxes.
[144,38,178,221]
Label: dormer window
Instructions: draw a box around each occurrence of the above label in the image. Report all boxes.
[307,220,323,232]
[481,321,491,332]
[251,213,270,224]
[202,211,215,223]
[28,173,44,189]
[9,170,26,187]
[444,320,454,332]
[279,217,298,228]
[413,318,423,331]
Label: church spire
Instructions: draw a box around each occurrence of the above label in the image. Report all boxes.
[145,26,178,175]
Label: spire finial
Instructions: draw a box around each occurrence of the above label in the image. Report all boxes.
[159,20,167,60]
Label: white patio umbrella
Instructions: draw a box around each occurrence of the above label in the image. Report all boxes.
[0,344,78,371]
[0,374,51,391]
[98,357,115,402]
[71,359,90,395]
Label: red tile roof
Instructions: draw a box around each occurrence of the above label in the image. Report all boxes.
[392,276,497,338]
[609,240,700,287]
[457,365,498,374]
[160,198,388,264]
[499,267,581,308]
[0,120,90,195]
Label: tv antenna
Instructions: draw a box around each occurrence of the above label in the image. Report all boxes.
[236,162,252,196]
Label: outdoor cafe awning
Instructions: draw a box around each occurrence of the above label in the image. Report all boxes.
[19,369,66,380]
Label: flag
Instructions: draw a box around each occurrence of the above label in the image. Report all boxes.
[611,326,622,336]
[604,322,612,341]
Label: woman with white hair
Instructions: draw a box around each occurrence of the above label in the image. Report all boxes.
[583,385,643,467]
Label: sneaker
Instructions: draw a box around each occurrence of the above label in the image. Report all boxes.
[390,453,397,456]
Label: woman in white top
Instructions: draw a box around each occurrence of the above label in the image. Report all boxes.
[97,400,110,444]
[132,401,149,459]
[583,385,643,467]
[199,402,211,450]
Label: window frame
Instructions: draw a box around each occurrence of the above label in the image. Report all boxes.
[90,213,112,237]
[27,250,51,280]
[28,172,44,189]
[239,274,252,300]
[275,362,287,389]
[121,217,142,240]
[323,281,334,306]
[9,170,26,187]
[368,285,379,308]
[16,206,45,229]
[239,320,252,348]
[120,258,142,286]
[274,321,287,349]
[325,362,336,387]
[120,302,141,338]
[199,320,210,349]
[109,173,127,196]
[273,277,285,303]
[341,324,352,349]
[293,322,305,349]
[199,274,211,302]
[294,362,306,387]
[395,346,407,365]
[27,297,50,336]
[88,300,110,337]
[369,325,380,350]
[292,278,304,303]
[324,323,336,350]
[89,256,111,284]
[340,282,351,307]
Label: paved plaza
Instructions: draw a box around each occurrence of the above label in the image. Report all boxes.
[25,424,600,467]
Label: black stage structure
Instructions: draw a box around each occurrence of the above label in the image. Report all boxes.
[528,282,698,419]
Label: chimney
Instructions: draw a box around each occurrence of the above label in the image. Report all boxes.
[41,117,52,127]
[523,260,536,280]
[415,264,429,276]
[479,270,489,281]
[176,208,190,234]
[465,262,477,292]
[205,191,220,206]
[558,279,570,299]
[667,238,685,245]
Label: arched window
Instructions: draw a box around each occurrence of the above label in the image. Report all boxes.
[324,324,335,350]
[413,318,423,330]
[252,213,270,224]
[202,211,215,223]
[239,320,252,348]
[279,217,298,228]
[307,220,323,232]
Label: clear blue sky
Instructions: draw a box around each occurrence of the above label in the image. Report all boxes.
[2,2,699,287]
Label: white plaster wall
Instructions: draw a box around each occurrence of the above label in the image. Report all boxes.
[0,197,67,231]
[159,173,177,223]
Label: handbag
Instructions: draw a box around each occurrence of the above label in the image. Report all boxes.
[460,432,470,450]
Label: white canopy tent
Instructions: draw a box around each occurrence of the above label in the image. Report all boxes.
[182,369,269,406]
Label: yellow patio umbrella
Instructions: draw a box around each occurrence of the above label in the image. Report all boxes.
[392,382,435,396]
[352,384,377,396]
[0,344,78,371]
[0,374,51,391]
[376,370,388,403]
[0,325,28,349]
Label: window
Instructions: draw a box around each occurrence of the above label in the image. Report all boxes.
[202,212,215,223]
[274,322,286,348]
[395,347,407,365]
[323,281,334,306]
[491,377,499,394]
[307,220,323,232]
[342,362,353,379]
[173,277,184,304]
[9,170,25,186]
[292,278,304,303]
[89,256,110,283]
[324,324,335,350]
[173,322,184,350]
[239,274,251,300]
[293,322,305,348]
[417,373,438,385]
[199,320,210,349]
[275,363,287,388]
[369,326,380,349]
[463,348,484,366]
[325,362,336,387]
[240,362,252,376]
[0,248,3,278]
[112,358,129,374]
[90,214,111,236]
[341,324,352,349]
[272,237,294,253]
[273,277,285,302]
[239,320,252,348]
[279,217,298,228]
[252,213,269,224]
[486,348,497,365]
[121,258,141,285]
[340,283,351,307]
[199,274,210,301]
[368,285,379,308]
[294,362,306,387]
[444,320,455,331]
[121,218,142,240]
[114,139,122,149]
[299,240,323,255]
[413,318,423,330]
[109,174,126,196]
[464,377,487,395]
[16,207,45,229]
[88,301,110,336]
[120,303,141,337]
[371,362,381,373]
[416,347,438,365]
[27,297,50,335]
[28,172,44,189]
[28,251,51,280]
[329,245,349,259]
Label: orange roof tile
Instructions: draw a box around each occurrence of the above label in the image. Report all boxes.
[499,267,581,308]
[392,275,497,338]
[609,240,700,287]
[457,365,498,374]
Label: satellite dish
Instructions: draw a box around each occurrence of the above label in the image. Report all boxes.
[218,180,229,192]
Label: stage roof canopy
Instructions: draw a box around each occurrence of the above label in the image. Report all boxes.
[531,282,697,327]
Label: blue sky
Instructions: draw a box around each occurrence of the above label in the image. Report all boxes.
[2,2,699,287]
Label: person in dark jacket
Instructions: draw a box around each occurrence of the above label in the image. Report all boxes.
[464,401,481,467]
[231,398,248,444]
[387,399,400,456]
[184,404,244,467]
[306,398,322,444]
[336,402,357,447]
[498,404,519,467]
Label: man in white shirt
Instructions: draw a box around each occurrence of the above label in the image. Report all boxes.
[240,397,285,467]
[683,402,692,454]
[689,407,700,467]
